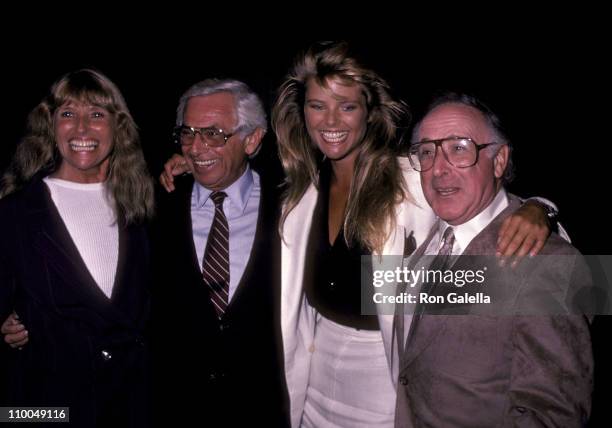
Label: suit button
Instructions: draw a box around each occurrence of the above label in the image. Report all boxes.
[220,322,229,332]
[135,337,145,346]
[101,350,112,361]
[399,376,408,385]
[308,344,315,353]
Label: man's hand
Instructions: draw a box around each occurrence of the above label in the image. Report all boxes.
[159,154,189,192]
[1,312,28,349]
[497,200,551,267]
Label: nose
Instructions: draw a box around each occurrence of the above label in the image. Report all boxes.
[76,115,90,133]
[187,134,209,155]
[431,146,452,177]
[324,107,339,126]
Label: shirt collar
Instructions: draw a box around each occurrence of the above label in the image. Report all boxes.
[437,188,509,254]
[193,165,254,216]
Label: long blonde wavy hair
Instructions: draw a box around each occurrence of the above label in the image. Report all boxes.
[272,41,411,253]
[0,69,154,224]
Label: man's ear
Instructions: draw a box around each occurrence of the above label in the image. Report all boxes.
[244,128,264,157]
[494,144,509,179]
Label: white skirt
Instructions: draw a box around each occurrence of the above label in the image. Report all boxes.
[302,315,396,428]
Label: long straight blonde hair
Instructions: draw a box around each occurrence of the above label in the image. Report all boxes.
[272,41,411,253]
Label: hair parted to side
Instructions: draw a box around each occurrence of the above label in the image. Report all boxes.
[272,41,411,253]
[175,78,267,157]
[0,68,154,224]
[412,91,514,184]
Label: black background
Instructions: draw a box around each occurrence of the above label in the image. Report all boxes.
[2,31,606,253]
[1,26,609,425]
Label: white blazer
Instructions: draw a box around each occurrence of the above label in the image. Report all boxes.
[280,157,436,427]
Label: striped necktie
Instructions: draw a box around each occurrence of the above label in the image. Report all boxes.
[202,191,230,319]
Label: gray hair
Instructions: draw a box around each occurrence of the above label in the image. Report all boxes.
[176,78,267,136]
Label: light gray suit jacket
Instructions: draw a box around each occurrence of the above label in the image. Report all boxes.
[395,196,593,428]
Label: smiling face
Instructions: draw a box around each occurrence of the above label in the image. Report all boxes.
[181,93,261,191]
[303,77,368,169]
[53,99,114,183]
[418,103,509,225]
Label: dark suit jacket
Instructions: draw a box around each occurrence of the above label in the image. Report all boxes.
[395,196,593,428]
[0,176,151,428]
[150,172,288,427]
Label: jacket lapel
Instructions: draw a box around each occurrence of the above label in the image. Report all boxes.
[399,223,451,370]
[172,178,219,319]
[281,184,318,337]
[374,160,437,370]
[225,178,271,311]
[26,178,134,327]
[400,196,523,371]
[109,220,150,326]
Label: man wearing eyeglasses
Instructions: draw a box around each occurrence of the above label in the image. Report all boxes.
[394,93,593,427]
[150,79,288,427]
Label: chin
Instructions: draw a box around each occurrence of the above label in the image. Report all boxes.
[433,205,463,223]
[193,174,215,187]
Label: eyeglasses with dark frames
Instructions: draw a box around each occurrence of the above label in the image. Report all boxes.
[408,137,502,172]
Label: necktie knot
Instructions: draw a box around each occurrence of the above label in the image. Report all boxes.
[439,226,455,257]
[210,191,227,208]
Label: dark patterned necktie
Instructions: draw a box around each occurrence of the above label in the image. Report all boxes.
[416,226,455,313]
[429,226,455,273]
[202,191,229,319]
